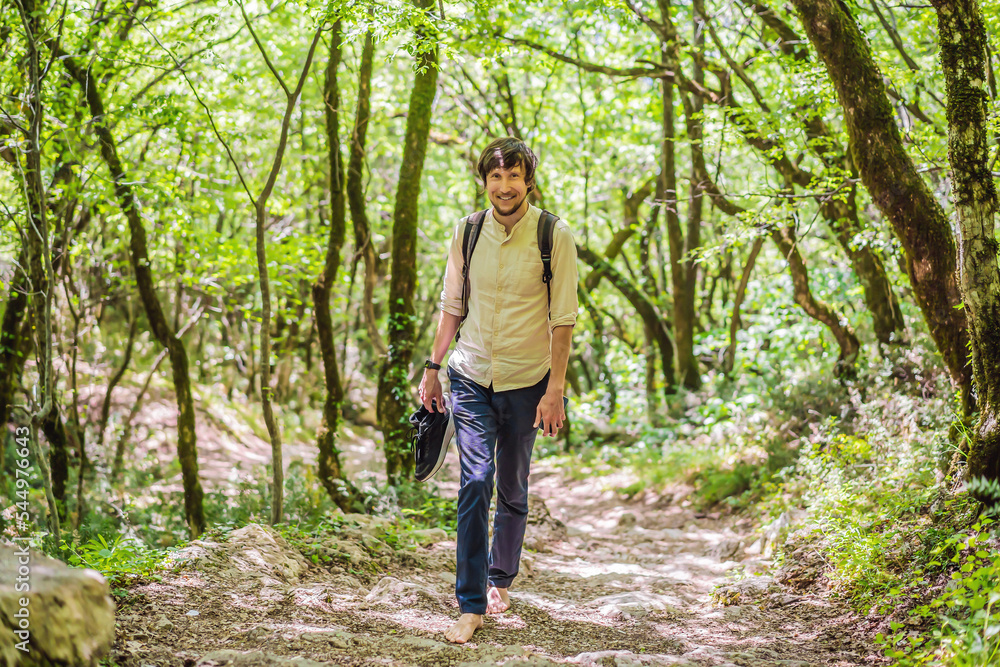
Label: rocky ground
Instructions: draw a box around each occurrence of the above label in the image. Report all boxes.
[111,453,881,667]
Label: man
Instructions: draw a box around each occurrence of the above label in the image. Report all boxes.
[418,137,578,644]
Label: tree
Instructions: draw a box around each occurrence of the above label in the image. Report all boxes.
[789,0,973,409]
[376,0,440,485]
[313,20,361,511]
[62,50,207,538]
[931,0,1000,489]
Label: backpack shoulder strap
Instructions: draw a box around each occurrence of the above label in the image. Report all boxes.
[455,210,488,343]
[537,210,559,319]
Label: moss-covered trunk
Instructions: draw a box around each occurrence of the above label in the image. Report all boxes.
[313,21,360,512]
[790,0,972,408]
[376,0,439,484]
[932,0,1000,489]
[0,248,29,429]
[658,48,693,391]
[346,30,385,358]
[62,52,206,537]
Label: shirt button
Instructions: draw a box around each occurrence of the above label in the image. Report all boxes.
[499,264,504,269]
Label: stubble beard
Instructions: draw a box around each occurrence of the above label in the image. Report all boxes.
[493,193,527,218]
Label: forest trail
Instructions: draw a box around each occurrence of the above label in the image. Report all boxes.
[114,449,877,667]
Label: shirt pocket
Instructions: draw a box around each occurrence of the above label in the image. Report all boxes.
[511,254,546,298]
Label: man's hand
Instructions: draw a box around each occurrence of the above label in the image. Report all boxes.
[419,370,446,413]
[534,389,565,437]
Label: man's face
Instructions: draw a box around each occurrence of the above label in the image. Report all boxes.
[485,162,530,218]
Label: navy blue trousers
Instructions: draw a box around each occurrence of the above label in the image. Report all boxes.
[448,366,548,614]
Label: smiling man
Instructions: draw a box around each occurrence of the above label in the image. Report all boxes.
[418,137,578,643]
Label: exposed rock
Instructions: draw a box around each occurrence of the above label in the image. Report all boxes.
[324,538,367,565]
[520,552,535,576]
[227,524,309,583]
[365,576,444,607]
[154,615,174,632]
[195,650,331,666]
[299,630,352,649]
[708,538,743,561]
[586,591,683,618]
[168,541,216,565]
[762,512,790,558]
[571,651,695,666]
[0,545,115,666]
[459,653,561,667]
[523,495,568,552]
[360,534,389,554]
[410,528,448,546]
[712,576,777,606]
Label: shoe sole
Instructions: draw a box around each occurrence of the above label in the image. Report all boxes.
[417,415,454,482]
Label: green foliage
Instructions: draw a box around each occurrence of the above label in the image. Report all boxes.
[61,534,170,594]
[400,492,458,534]
[878,519,1000,667]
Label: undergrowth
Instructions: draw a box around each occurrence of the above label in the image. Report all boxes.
[562,341,999,666]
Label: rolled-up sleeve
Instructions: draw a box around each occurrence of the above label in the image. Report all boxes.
[548,221,579,330]
[439,220,466,316]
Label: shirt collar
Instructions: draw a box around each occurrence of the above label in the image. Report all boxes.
[487,204,539,238]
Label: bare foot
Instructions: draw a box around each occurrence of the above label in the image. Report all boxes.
[444,613,483,644]
[486,586,510,614]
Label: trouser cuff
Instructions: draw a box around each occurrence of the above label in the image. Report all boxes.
[460,605,486,615]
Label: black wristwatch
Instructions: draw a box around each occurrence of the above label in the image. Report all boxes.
[424,359,442,371]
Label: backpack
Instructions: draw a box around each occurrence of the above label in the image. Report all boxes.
[454,209,559,343]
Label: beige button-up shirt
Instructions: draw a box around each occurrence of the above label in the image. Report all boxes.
[440,204,579,391]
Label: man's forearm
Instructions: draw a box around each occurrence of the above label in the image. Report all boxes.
[546,325,574,394]
[428,311,462,366]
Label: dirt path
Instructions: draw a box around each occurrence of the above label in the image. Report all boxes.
[113,455,877,667]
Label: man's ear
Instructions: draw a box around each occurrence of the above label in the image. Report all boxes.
[526,179,535,194]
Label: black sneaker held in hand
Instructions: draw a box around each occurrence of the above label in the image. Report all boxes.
[409,400,454,482]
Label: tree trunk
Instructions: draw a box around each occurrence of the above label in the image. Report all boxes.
[724,237,764,375]
[790,0,972,408]
[40,408,70,522]
[313,20,361,512]
[643,323,659,419]
[770,225,861,374]
[347,30,386,358]
[932,0,1000,490]
[376,0,439,485]
[676,4,705,389]
[61,52,206,537]
[578,286,617,417]
[17,0,60,542]
[0,248,29,429]
[820,187,905,345]
[659,53,697,389]
[578,246,676,392]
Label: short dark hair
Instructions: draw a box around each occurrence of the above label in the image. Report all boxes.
[476,137,537,193]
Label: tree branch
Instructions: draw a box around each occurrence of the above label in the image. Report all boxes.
[124,4,254,202]
[502,34,672,78]
[235,0,289,96]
